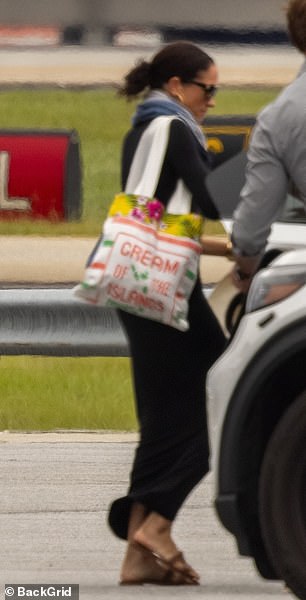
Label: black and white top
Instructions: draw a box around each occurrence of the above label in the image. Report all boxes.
[121,117,219,219]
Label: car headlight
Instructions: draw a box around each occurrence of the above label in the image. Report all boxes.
[246,264,306,313]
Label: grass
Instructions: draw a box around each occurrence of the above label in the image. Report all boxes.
[0,356,137,431]
[0,85,280,430]
[0,86,280,236]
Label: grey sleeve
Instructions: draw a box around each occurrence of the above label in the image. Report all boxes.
[232,116,289,255]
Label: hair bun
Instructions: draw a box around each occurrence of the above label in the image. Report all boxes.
[120,59,151,97]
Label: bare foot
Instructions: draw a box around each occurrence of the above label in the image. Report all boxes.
[120,540,172,584]
[134,512,177,558]
[121,502,168,584]
[133,512,200,584]
[120,541,199,585]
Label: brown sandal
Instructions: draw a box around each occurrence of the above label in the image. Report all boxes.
[131,541,200,585]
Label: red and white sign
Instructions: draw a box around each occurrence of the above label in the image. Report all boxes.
[0,130,82,221]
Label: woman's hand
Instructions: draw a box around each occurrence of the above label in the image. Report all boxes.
[231,255,261,292]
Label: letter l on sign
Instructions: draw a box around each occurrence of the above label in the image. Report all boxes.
[0,151,31,210]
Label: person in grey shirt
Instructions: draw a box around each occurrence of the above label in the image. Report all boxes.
[231,0,306,291]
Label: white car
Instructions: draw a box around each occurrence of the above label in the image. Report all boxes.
[207,241,306,598]
[203,134,306,599]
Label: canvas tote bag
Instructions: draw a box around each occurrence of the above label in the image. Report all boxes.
[73,116,204,331]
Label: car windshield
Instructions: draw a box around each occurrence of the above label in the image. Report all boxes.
[208,157,306,225]
[279,189,306,224]
[204,116,306,225]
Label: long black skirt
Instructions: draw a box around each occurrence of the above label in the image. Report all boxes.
[108,278,226,540]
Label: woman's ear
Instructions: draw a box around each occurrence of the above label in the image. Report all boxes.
[164,76,184,102]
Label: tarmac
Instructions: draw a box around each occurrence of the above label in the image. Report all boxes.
[0,431,293,600]
[0,44,303,87]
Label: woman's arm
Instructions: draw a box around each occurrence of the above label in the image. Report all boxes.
[165,119,219,219]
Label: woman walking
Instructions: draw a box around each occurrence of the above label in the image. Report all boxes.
[108,41,226,585]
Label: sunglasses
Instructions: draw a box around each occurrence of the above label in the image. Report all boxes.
[188,80,218,98]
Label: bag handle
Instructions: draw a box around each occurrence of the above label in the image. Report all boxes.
[125,115,192,214]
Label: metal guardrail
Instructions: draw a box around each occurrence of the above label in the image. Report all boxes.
[0,288,129,357]
[0,286,213,357]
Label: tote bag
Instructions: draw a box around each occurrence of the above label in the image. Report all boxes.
[73,116,204,331]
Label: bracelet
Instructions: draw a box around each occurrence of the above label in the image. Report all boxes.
[235,266,252,281]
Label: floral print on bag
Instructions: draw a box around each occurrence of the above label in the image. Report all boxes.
[108,193,203,240]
